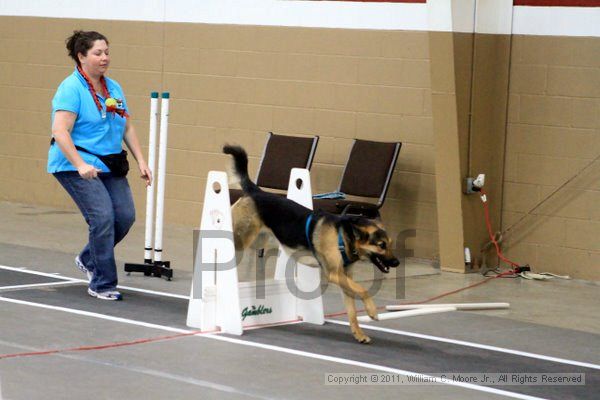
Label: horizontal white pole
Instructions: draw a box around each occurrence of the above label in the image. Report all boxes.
[386,303,510,312]
[357,306,456,323]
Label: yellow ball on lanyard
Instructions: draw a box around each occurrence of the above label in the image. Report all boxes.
[105,98,118,108]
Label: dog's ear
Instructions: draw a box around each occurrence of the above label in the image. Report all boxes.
[343,217,369,243]
[354,226,370,243]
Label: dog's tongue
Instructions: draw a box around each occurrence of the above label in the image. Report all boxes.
[376,260,390,273]
[371,255,390,273]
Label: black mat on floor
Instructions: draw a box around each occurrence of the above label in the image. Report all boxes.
[1,284,190,330]
[3,278,599,399]
[0,269,64,287]
[231,322,599,400]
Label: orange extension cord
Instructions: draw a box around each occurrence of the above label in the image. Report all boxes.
[479,189,520,269]
[0,329,215,360]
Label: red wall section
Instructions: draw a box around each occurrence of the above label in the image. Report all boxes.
[514,0,600,6]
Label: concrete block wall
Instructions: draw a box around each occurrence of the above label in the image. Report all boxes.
[504,35,600,280]
[0,17,438,259]
[1,2,598,279]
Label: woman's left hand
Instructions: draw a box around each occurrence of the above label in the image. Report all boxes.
[138,162,152,186]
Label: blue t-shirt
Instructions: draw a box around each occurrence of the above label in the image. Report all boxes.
[47,68,129,173]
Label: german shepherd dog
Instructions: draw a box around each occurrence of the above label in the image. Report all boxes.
[224,145,400,344]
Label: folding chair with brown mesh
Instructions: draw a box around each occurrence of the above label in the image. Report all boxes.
[313,139,401,219]
[229,132,319,205]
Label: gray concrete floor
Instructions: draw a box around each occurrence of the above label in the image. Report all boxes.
[1,200,599,399]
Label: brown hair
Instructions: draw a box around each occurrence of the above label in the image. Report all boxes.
[65,30,109,66]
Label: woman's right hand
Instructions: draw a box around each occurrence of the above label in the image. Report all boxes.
[78,163,102,179]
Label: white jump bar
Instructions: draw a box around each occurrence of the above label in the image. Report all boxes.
[386,302,510,312]
[357,306,457,323]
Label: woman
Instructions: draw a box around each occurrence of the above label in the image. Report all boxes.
[48,30,152,300]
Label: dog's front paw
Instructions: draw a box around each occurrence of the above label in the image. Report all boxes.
[351,324,372,344]
[365,300,379,321]
[354,332,372,344]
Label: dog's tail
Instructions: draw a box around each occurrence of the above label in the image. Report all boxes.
[223,145,259,193]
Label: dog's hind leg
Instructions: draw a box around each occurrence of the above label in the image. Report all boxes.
[231,197,263,266]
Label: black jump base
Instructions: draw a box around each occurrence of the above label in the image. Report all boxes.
[124,259,173,280]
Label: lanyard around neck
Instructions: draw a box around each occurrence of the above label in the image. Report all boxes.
[77,65,109,113]
[76,65,129,118]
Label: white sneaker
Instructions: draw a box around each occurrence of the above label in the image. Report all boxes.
[87,287,123,301]
[75,256,93,282]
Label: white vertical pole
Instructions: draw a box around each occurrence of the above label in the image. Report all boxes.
[144,92,159,263]
[153,92,169,263]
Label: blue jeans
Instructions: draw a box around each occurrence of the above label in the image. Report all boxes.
[54,171,135,292]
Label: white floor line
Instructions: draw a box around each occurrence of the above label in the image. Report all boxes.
[115,285,189,300]
[0,296,544,400]
[0,281,79,291]
[0,339,276,400]
[326,319,600,371]
[0,296,191,334]
[0,264,189,299]
[0,264,79,281]
[3,264,598,372]
[205,335,546,400]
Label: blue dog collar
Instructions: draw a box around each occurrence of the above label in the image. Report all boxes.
[306,214,352,267]
[338,228,352,267]
[305,214,314,251]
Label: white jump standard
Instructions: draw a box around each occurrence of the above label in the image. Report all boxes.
[125,92,173,280]
[186,169,325,334]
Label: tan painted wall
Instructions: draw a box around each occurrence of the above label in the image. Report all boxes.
[504,35,600,280]
[427,31,470,272]
[428,31,511,273]
[0,17,437,258]
[463,33,511,270]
